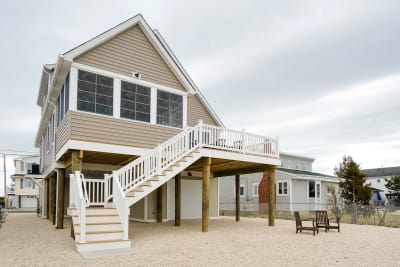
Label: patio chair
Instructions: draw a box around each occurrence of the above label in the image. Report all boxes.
[315,210,340,233]
[294,211,318,236]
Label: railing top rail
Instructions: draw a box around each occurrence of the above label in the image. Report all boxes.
[84,178,105,182]
[203,124,278,142]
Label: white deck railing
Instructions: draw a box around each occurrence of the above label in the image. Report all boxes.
[109,121,279,200]
[69,171,87,243]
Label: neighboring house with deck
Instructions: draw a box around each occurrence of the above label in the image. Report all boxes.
[34,14,280,254]
[219,152,339,214]
[10,156,40,209]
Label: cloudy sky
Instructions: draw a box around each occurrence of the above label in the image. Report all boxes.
[1,0,400,193]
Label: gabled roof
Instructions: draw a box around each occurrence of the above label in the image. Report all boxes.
[280,152,315,161]
[35,14,224,147]
[362,166,400,177]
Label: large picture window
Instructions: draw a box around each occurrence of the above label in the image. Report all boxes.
[120,81,150,122]
[77,70,113,116]
[157,91,183,128]
[308,181,315,198]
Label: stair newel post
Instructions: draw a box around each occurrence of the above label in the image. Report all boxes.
[75,171,86,243]
[241,129,246,153]
[198,119,203,146]
[69,173,75,208]
[104,173,109,207]
[123,202,130,240]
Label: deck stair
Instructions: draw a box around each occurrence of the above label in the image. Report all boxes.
[69,121,278,254]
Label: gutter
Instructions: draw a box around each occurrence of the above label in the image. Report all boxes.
[34,55,72,147]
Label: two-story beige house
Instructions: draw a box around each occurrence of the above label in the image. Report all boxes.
[35,14,280,254]
[10,156,40,209]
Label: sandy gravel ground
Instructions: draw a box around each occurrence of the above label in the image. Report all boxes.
[0,213,399,267]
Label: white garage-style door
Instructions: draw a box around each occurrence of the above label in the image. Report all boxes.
[21,196,37,208]
[167,179,202,220]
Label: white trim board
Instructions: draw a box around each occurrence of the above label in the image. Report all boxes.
[72,63,188,97]
[200,148,280,166]
[55,140,150,161]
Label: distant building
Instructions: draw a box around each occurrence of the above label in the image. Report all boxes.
[363,166,400,205]
[10,156,40,209]
[219,152,340,214]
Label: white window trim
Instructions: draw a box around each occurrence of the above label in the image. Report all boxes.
[307,180,321,199]
[240,184,245,198]
[252,183,259,197]
[70,64,188,129]
[277,180,289,196]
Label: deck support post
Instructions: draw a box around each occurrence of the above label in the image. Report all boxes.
[71,150,83,238]
[175,173,181,226]
[235,174,240,222]
[156,186,163,223]
[56,168,65,229]
[202,157,211,232]
[45,178,49,219]
[48,173,56,224]
[268,166,276,226]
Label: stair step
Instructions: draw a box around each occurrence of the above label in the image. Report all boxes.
[75,230,123,235]
[76,239,131,252]
[75,231,124,242]
[72,214,119,217]
[133,188,144,192]
[73,216,121,224]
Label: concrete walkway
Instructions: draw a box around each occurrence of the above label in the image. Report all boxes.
[1,213,400,266]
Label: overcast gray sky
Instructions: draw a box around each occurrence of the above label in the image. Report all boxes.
[1,0,400,194]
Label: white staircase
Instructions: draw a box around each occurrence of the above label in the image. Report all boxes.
[68,121,279,253]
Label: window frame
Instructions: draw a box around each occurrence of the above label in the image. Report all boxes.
[308,180,321,199]
[77,69,114,116]
[120,80,151,123]
[156,90,183,128]
[277,181,289,196]
[253,183,259,197]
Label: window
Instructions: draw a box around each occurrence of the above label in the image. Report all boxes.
[253,183,259,197]
[239,184,245,197]
[120,81,151,122]
[20,178,24,189]
[288,160,292,169]
[277,181,288,196]
[295,161,299,170]
[308,181,315,198]
[57,73,70,126]
[377,178,381,183]
[78,70,113,116]
[301,162,306,171]
[20,161,25,171]
[157,90,183,128]
[308,181,321,198]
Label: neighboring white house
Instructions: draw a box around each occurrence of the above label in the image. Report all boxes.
[219,152,340,213]
[10,156,41,209]
[363,166,400,205]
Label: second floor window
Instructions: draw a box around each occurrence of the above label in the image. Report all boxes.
[157,91,183,128]
[120,81,150,122]
[78,70,113,116]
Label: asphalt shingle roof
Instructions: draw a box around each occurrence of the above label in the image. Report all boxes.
[362,166,400,177]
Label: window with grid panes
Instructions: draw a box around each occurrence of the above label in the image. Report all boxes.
[77,70,113,116]
[156,91,183,128]
[120,81,150,122]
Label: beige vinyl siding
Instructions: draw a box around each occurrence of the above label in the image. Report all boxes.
[69,111,181,149]
[55,112,71,153]
[187,94,218,126]
[75,25,185,91]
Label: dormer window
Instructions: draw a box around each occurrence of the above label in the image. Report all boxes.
[77,70,113,116]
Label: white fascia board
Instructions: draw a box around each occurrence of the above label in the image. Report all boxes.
[153,29,224,127]
[72,62,188,96]
[34,56,72,147]
[36,69,50,106]
[55,140,151,161]
[289,174,340,183]
[63,15,141,61]
[199,148,281,166]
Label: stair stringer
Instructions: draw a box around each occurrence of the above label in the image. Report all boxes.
[125,150,203,207]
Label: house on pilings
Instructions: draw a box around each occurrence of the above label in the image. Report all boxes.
[34,14,280,254]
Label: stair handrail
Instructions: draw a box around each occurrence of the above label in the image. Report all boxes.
[70,171,86,243]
